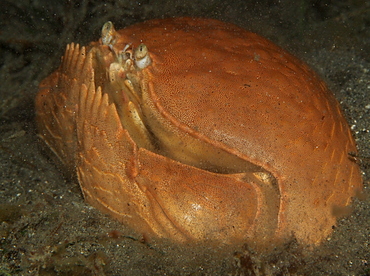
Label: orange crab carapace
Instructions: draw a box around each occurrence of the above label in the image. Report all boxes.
[35,17,362,249]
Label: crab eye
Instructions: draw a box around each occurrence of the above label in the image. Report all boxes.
[101,21,117,46]
[134,43,151,69]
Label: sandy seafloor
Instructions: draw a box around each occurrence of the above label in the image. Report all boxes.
[0,0,369,275]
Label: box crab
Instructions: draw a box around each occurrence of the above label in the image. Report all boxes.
[35,17,362,249]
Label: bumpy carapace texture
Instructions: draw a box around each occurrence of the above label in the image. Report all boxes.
[35,17,362,249]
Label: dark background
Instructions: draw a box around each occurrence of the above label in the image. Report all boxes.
[0,0,369,275]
